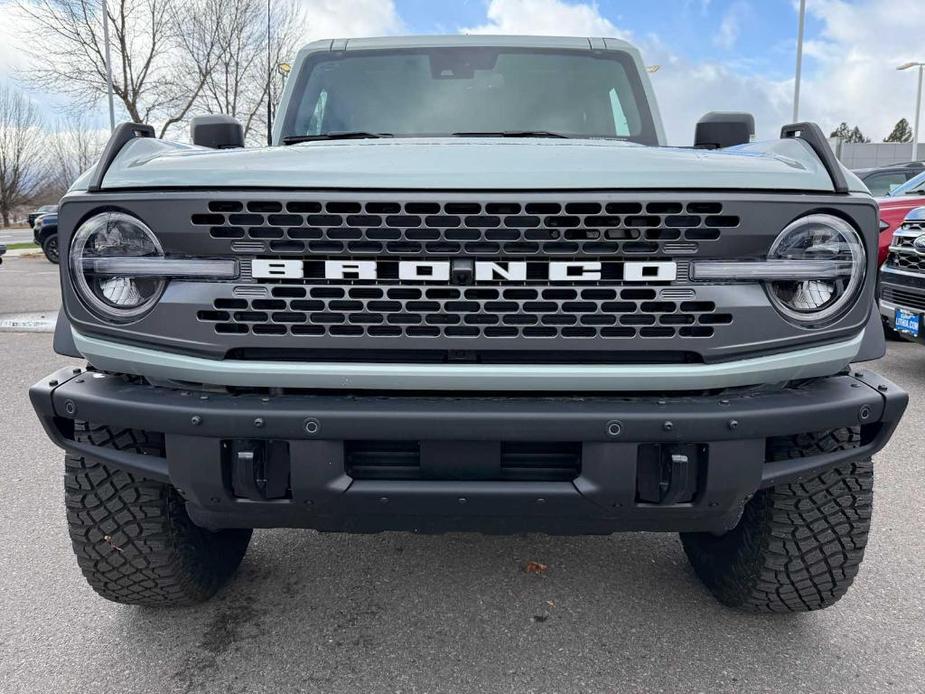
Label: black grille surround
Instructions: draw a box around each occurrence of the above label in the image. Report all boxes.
[193,198,738,341]
[58,190,879,363]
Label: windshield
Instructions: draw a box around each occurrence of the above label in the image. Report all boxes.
[889,170,925,197]
[282,47,658,144]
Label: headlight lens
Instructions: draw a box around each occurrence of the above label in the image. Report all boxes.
[69,212,165,322]
[766,214,865,326]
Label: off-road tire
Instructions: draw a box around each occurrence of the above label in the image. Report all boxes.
[64,421,252,606]
[681,428,872,613]
[41,233,59,264]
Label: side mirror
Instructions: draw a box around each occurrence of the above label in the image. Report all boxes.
[190,115,245,149]
[694,112,755,149]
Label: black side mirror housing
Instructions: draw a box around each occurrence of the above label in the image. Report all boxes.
[694,112,755,149]
[190,115,245,149]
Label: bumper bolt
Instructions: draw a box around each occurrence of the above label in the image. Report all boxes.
[728,419,739,430]
[48,380,58,387]
[663,421,674,432]
[878,384,889,392]
[304,418,320,436]
[606,420,623,438]
[72,367,81,374]
[379,496,389,504]
[859,405,872,422]
[209,496,220,504]
[191,415,202,426]
[63,400,77,416]
[254,417,265,428]
[458,497,468,504]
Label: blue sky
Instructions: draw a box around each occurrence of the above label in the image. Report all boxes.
[400,0,813,81]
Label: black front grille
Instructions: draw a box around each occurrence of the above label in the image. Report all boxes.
[198,285,732,340]
[887,252,925,272]
[882,286,925,312]
[194,199,737,257]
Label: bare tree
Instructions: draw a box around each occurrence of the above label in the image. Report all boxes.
[45,115,108,197]
[181,0,302,144]
[16,0,218,134]
[0,84,45,227]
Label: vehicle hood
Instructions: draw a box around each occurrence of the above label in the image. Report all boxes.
[83,136,865,193]
[876,195,925,209]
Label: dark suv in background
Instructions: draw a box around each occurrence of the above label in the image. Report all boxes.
[855,161,924,197]
[33,212,59,263]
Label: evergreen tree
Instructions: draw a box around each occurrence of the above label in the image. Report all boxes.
[884,118,913,143]
[829,122,870,143]
[848,126,870,144]
[830,122,851,139]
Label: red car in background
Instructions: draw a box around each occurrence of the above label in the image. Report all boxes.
[876,170,925,264]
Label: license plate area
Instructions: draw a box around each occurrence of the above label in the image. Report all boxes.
[895,307,920,336]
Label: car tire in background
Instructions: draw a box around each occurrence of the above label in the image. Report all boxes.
[41,234,59,264]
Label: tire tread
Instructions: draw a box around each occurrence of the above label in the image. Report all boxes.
[682,427,872,612]
[64,421,250,606]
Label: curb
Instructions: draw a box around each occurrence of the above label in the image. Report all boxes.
[0,311,58,333]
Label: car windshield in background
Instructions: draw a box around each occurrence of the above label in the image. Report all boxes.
[889,171,925,197]
[283,47,658,145]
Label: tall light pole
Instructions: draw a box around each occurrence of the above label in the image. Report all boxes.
[898,62,924,161]
[792,0,806,122]
[267,0,273,146]
[102,0,115,130]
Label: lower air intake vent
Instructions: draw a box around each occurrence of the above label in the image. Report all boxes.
[345,441,581,481]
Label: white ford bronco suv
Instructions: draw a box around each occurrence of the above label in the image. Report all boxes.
[31,35,906,611]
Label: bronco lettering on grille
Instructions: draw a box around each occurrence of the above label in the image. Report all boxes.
[252,259,678,283]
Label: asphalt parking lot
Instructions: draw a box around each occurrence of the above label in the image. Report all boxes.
[0,254,923,694]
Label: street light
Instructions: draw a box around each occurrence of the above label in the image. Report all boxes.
[102,0,115,131]
[793,0,806,122]
[898,62,924,161]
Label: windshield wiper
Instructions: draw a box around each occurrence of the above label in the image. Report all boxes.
[283,132,393,145]
[450,130,570,139]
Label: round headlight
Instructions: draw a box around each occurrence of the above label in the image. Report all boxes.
[766,214,865,326]
[70,212,165,322]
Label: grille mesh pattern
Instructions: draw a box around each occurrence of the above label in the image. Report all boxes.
[887,252,925,272]
[194,199,738,257]
[882,286,925,312]
[887,221,925,272]
[197,285,732,340]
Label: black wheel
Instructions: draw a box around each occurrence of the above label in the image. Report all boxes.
[681,428,872,613]
[41,234,59,264]
[64,422,251,606]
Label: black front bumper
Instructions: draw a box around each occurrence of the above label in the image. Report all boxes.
[30,367,906,534]
[880,265,925,343]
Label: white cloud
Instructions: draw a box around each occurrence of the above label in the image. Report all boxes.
[457,0,788,143]
[0,5,34,79]
[461,0,626,38]
[457,0,925,146]
[714,3,745,50]
[797,0,925,142]
[297,0,405,42]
